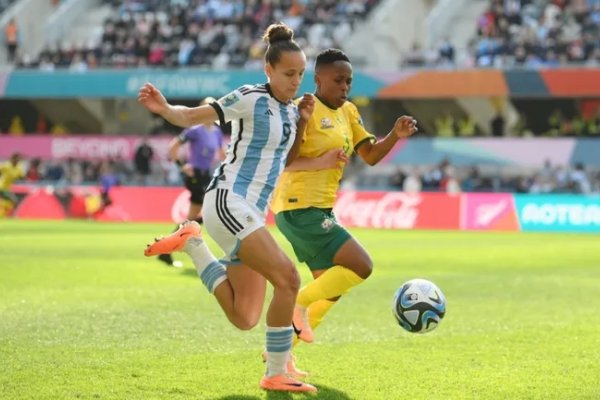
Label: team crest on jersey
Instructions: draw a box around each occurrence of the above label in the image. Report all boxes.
[321,217,335,231]
[320,118,334,129]
[220,93,240,107]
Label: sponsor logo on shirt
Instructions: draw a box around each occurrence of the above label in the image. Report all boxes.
[320,118,334,129]
[220,93,240,107]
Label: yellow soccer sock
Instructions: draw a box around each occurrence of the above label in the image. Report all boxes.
[297,266,364,308]
[293,299,336,347]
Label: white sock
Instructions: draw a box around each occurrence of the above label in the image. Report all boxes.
[184,237,227,293]
[265,326,293,377]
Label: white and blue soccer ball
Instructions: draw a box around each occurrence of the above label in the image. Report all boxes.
[392,279,446,333]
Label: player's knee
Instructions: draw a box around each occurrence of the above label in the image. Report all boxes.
[232,314,260,331]
[272,260,300,294]
[356,256,373,280]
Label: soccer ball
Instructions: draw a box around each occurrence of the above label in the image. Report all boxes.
[392,279,446,333]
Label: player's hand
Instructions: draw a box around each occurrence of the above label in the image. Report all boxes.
[138,83,169,115]
[320,148,349,169]
[181,163,194,177]
[392,116,418,138]
[298,93,315,122]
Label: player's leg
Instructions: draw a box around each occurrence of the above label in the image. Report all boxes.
[276,208,370,343]
[187,201,202,223]
[294,238,372,341]
[213,264,266,330]
[236,227,315,392]
[187,169,210,224]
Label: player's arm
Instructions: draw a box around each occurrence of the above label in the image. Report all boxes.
[286,94,315,166]
[356,116,418,166]
[285,149,348,171]
[168,136,185,163]
[138,83,218,128]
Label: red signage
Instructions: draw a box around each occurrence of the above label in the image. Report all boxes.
[333,191,460,230]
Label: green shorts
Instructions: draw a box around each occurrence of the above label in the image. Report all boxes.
[275,207,351,270]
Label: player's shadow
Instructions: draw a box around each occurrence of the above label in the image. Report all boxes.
[216,385,353,400]
[180,267,199,278]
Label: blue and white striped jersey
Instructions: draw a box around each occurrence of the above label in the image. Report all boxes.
[208,83,300,215]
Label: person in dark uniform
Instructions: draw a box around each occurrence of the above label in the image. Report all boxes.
[157,97,227,267]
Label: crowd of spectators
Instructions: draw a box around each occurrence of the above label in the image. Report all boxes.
[5,151,599,195]
[471,0,600,68]
[386,158,600,194]
[16,0,379,70]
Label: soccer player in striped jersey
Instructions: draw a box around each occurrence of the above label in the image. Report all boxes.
[138,23,317,393]
[271,48,418,374]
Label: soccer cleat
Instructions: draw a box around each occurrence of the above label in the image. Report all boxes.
[259,374,317,393]
[293,306,314,343]
[144,221,201,257]
[261,352,309,379]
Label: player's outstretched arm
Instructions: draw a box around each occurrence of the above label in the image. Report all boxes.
[357,116,417,166]
[138,83,218,128]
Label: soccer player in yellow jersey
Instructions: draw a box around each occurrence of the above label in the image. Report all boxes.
[0,153,25,215]
[271,49,417,376]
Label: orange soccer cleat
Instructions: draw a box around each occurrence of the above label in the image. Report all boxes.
[144,221,201,257]
[293,306,314,343]
[259,374,317,393]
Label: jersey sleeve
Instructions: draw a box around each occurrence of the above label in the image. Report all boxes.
[210,86,253,126]
[178,128,192,143]
[347,102,376,149]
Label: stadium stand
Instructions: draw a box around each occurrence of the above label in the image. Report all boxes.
[0,0,18,15]
[22,0,380,69]
[471,0,600,67]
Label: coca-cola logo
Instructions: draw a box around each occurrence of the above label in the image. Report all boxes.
[333,191,421,229]
[171,190,191,223]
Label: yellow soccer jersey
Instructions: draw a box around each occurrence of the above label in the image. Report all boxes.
[272,97,375,213]
[0,162,25,191]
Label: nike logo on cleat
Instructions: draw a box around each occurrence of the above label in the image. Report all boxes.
[292,322,302,336]
[285,382,304,387]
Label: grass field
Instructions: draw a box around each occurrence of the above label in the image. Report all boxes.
[1,219,600,400]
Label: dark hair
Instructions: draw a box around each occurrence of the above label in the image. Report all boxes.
[262,23,301,65]
[315,48,351,69]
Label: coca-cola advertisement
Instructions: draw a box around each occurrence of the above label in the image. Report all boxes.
[333,191,460,230]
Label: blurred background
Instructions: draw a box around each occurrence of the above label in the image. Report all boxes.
[1,0,599,231]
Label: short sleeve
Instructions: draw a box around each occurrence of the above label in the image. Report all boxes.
[347,102,376,149]
[210,87,253,126]
[178,128,192,143]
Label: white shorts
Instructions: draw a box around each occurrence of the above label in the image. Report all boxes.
[202,188,265,264]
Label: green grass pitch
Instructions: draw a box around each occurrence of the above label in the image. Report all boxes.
[1,220,599,399]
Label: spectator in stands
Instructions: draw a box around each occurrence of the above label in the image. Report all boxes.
[4,18,18,63]
[134,139,154,185]
[457,115,477,137]
[25,158,42,182]
[490,112,505,137]
[403,168,422,193]
[438,37,455,66]
[98,160,120,210]
[0,153,25,214]
[435,112,456,137]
